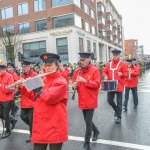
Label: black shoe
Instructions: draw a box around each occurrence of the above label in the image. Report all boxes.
[92,130,100,141]
[133,105,137,109]
[115,117,121,124]
[83,143,91,150]
[26,137,31,143]
[114,112,117,117]
[123,106,127,112]
[1,131,11,139]
[10,119,17,130]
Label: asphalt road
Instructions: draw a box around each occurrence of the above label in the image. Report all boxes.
[1,70,150,150]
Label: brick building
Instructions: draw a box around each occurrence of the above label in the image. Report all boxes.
[0,0,123,65]
[124,39,138,59]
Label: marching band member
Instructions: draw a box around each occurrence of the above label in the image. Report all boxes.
[7,63,19,129]
[17,59,38,143]
[123,59,140,111]
[58,63,70,85]
[102,49,128,124]
[72,52,100,150]
[0,60,14,138]
[32,53,68,150]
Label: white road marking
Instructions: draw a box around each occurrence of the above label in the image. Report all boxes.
[0,127,150,150]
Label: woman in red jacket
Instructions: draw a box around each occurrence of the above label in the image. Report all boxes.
[32,53,68,150]
[123,59,140,111]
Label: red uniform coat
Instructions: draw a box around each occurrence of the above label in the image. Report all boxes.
[32,71,68,144]
[61,68,70,84]
[19,70,38,108]
[72,64,100,109]
[0,71,14,102]
[125,65,140,88]
[11,71,19,82]
[102,59,128,92]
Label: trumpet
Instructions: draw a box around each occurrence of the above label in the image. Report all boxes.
[6,71,56,90]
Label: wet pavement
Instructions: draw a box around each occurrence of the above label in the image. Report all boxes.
[1,70,150,150]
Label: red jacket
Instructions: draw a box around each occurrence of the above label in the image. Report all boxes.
[11,71,19,82]
[102,59,128,92]
[0,71,14,102]
[125,65,140,88]
[19,70,38,108]
[32,71,68,144]
[61,68,70,84]
[72,64,100,109]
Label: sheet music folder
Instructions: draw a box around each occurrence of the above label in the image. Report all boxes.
[23,76,44,92]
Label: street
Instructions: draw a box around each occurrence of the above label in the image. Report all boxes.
[1,70,150,150]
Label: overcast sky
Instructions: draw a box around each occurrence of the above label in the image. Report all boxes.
[112,0,150,54]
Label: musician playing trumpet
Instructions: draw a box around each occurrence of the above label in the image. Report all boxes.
[16,59,38,143]
[72,52,100,150]
[123,59,140,111]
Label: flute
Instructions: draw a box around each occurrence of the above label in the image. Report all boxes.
[128,68,132,80]
[6,71,56,89]
[72,70,81,100]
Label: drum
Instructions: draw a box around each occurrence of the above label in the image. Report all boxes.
[101,80,118,91]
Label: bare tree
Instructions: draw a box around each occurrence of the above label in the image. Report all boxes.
[0,27,22,63]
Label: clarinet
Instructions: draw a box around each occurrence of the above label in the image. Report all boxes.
[72,70,81,100]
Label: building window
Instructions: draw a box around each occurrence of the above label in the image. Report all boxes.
[106,25,112,31]
[87,40,91,52]
[85,22,90,32]
[92,26,96,35]
[106,14,112,21]
[75,14,82,28]
[18,3,28,16]
[74,0,81,8]
[34,0,46,12]
[19,23,30,34]
[99,30,106,36]
[84,3,90,15]
[97,4,104,12]
[56,37,69,64]
[35,19,47,31]
[23,41,46,62]
[107,35,113,41]
[52,0,81,8]
[2,26,14,34]
[98,17,105,24]
[91,9,95,19]
[79,37,84,52]
[53,14,74,28]
[1,7,13,19]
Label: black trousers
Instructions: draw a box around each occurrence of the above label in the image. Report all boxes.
[20,108,33,135]
[0,101,13,132]
[82,109,99,143]
[10,100,19,117]
[107,92,123,118]
[34,143,63,150]
[123,87,138,107]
